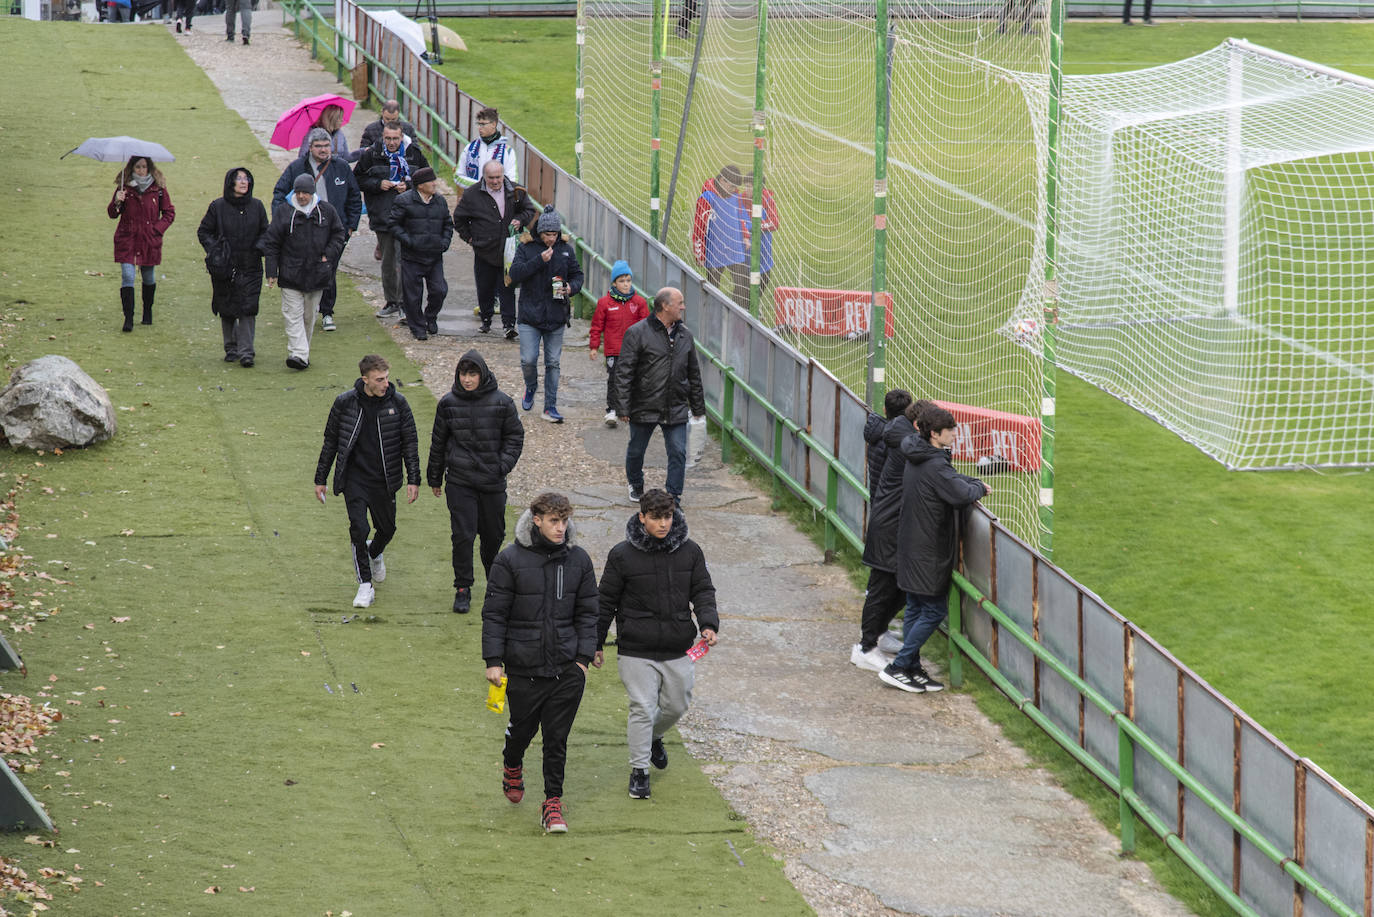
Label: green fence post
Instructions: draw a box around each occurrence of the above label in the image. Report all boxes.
[824,465,838,556]
[336,27,345,83]
[721,374,735,465]
[649,0,663,236]
[946,585,964,687]
[1039,0,1064,557]
[575,0,585,179]
[868,3,891,412]
[1117,723,1137,855]
[771,417,785,506]
[748,0,768,320]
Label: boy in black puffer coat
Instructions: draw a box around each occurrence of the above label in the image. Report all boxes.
[380,166,453,340]
[595,489,718,800]
[427,350,524,614]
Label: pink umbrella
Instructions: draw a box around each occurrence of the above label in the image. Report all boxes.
[270,93,358,150]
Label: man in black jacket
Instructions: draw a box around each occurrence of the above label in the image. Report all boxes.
[482,492,599,834]
[356,100,417,153]
[880,403,989,694]
[595,490,718,800]
[453,160,537,337]
[314,354,421,609]
[381,166,453,340]
[261,173,346,370]
[353,122,429,319]
[427,350,524,614]
[612,286,706,504]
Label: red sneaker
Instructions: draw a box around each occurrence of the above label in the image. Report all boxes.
[541,796,568,833]
[502,765,524,804]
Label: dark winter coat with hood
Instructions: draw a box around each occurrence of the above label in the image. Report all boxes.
[611,315,706,424]
[453,178,538,267]
[352,135,429,223]
[383,187,454,264]
[260,197,346,292]
[271,154,362,233]
[197,167,268,318]
[507,232,584,331]
[426,350,524,491]
[108,179,175,266]
[894,434,986,597]
[597,509,718,661]
[314,378,421,495]
[860,414,916,573]
[864,411,889,497]
[481,510,599,678]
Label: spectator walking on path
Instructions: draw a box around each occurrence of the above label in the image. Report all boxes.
[507,206,583,424]
[589,260,649,428]
[595,489,718,800]
[224,0,249,43]
[260,173,345,369]
[358,100,417,155]
[107,155,175,332]
[852,391,926,672]
[427,349,524,615]
[612,286,706,505]
[273,128,362,333]
[379,166,451,340]
[314,354,420,610]
[197,166,267,367]
[173,0,194,32]
[482,492,599,834]
[353,121,429,320]
[455,107,519,189]
[880,403,989,693]
[454,159,536,338]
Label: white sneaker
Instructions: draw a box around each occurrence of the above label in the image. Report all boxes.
[322,315,337,332]
[877,631,904,656]
[370,553,386,583]
[850,643,891,672]
[352,582,375,608]
[604,410,618,428]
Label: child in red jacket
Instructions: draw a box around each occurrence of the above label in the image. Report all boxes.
[589,260,649,428]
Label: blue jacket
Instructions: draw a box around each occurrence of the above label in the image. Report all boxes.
[272,155,362,233]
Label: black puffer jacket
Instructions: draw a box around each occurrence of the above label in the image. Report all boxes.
[481,510,600,677]
[426,350,524,490]
[197,166,268,318]
[453,179,538,267]
[352,137,429,223]
[260,199,346,292]
[612,316,706,424]
[382,188,453,264]
[861,414,916,573]
[314,379,421,495]
[597,510,718,661]
[894,434,986,597]
[864,411,888,497]
[507,233,584,331]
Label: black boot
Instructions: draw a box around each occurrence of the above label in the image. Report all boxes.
[140,283,155,325]
[120,287,135,332]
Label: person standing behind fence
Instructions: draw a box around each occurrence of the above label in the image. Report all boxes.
[612,287,706,506]
[879,403,989,694]
[197,166,267,367]
[224,0,249,43]
[455,107,519,190]
[261,174,345,370]
[354,121,429,321]
[690,164,750,307]
[454,160,536,339]
[507,206,583,424]
[382,166,452,340]
[589,260,649,429]
[107,155,175,332]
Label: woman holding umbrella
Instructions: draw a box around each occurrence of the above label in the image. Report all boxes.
[197,167,267,367]
[295,104,351,162]
[107,155,175,332]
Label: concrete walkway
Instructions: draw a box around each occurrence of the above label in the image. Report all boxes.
[182,17,1193,916]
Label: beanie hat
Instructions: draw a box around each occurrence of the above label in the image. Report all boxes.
[292,173,317,194]
[306,127,332,148]
[412,166,437,185]
[535,204,562,234]
[716,164,743,186]
[611,260,632,282]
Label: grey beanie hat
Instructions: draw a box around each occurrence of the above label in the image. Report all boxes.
[306,127,332,148]
[535,204,562,234]
[292,173,317,195]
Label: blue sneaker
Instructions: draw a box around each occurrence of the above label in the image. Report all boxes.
[541,407,564,424]
[522,388,535,411]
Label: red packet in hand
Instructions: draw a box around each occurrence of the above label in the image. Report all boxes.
[686,638,710,661]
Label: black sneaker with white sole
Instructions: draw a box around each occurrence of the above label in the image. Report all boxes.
[879,662,925,693]
[649,737,668,770]
[628,768,650,799]
[910,664,944,692]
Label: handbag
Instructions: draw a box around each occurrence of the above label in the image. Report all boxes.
[204,202,235,281]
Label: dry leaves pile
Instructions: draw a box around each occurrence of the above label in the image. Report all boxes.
[0,695,59,762]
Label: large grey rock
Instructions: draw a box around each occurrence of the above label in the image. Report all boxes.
[0,355,117,450]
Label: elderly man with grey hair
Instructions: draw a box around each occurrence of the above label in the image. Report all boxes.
[272,127,362,332]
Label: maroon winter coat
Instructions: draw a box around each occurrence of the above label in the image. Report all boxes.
[107,183,175,266]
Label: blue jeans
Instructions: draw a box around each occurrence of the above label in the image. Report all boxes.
[120,264,155,287]
[891,592,947,672]
[626,421,687,497]
[518,323,564,411]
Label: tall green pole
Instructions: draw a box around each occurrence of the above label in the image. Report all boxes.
[747,0,768,320]
[1040,0,1063,556]
[650,0,664,238]
[868,9,891,413]
[575,0,585,179]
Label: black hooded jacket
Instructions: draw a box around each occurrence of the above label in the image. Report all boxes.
[481,510,600,677]
[426,350,524,490]
[864,411,888,497]
[894,434,986,597]
[352,136,430,223]
[197,166,268,318]
[382,187,454,264]
[597,509,718,661]
[314,378,421,495]
[861,414,916,573]
[260,197,346,292]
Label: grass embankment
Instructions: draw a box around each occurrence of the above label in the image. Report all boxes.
[0,19,809,915]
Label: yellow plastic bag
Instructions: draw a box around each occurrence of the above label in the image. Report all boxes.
[485,676,508,713]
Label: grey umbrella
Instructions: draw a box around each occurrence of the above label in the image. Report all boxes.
[61,136,175,163]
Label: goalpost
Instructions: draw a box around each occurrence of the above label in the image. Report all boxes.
[1024,39,1374,471]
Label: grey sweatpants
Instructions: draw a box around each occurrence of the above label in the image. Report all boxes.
[618,654,694,769]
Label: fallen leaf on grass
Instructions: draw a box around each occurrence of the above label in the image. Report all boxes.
[299,651,310,657]
[118,530,134,537]
[110,617,130,624]
[168,711,184,717]
[241,430,259,436]
[370,743,385,749]
[238,886,255,893]
[23,835,54,847]
[205,885,220,894]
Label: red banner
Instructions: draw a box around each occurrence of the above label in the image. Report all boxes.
[936,400,1042,473]
[772,288,896,338]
